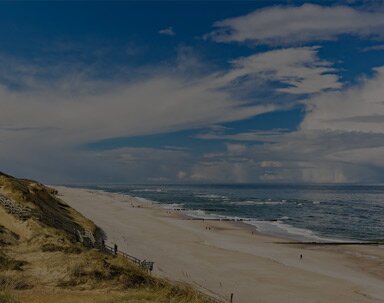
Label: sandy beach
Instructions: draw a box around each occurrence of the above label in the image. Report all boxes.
[56,186,384,303]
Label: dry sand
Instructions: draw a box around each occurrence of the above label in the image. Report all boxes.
[56,186,384,303]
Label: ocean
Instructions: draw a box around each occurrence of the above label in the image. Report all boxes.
[89,184,384,242]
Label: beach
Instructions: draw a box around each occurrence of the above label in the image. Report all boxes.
[56,186,384,303]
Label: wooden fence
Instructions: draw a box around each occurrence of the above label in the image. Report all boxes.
[206,296,224,303]
[102,243,154,272]
[0,193,96,248]
[0,193,224,302]
[102,243,222,302]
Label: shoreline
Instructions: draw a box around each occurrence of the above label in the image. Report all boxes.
[89,188,364,244]
[56,186,384,303]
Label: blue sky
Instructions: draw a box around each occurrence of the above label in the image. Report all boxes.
[1,1,384,184]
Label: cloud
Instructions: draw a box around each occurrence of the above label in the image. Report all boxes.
[174,45,206,74]
[190,161,252,183]
[328,146,384,167]
[98,147,192,182]
[212,47,341,95]
[2,46,336,152]
[194,64,384,183]
[177,171,187,180]
[259,161,282,168]
[159,26,175,36]
[206,4,384,45]
[226,143,247,155]
[190,129,384,183]
[0,66,276,148]
[0,52,284,182]
[301,66,384,133]
[195,129,287,142]
[361,44,384,52]
[2,45,381,184]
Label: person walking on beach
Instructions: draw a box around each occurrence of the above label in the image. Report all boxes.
[300,254,303,260]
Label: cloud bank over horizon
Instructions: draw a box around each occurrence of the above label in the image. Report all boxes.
[1,1,384,184]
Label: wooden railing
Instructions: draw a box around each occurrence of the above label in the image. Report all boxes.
[102,243,154,272]
[117,249,142,265]
[0,193,223,302]
[205,296,224,303]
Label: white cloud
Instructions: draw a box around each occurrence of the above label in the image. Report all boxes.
[175,62,384,183]
[328,146,384,167]
[2,46,339,153]
[212,47,341,94]
[0,73,275,147]
[189,130,384,183]
[301,66,384,133]
[156,50,384,184]
[0,46,341,155]
[159,27,175,36]
[0,53,282,182]
[206,4,384,45]
[1,47,382,184]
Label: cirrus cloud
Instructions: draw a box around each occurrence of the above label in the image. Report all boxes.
[206,4,384,45]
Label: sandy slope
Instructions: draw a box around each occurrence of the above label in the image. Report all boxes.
[56,186,384,303]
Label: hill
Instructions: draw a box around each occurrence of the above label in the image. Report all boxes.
[0,172,217,303]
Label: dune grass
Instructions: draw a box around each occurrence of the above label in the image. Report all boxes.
[95,286,209,303]
[0,272,29,303]
[0,171,220,303]
[0,291,20,303]
[0,253,26,271]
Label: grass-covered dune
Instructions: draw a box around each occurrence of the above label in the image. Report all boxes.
[0,171,217,303]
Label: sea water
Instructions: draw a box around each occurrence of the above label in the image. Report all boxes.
[90,184,384,242]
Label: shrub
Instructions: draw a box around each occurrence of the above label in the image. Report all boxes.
[0,255,26,271]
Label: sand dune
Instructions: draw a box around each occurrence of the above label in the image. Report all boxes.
[57,187,384,303]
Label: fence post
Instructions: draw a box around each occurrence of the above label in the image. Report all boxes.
[114,244,118,256]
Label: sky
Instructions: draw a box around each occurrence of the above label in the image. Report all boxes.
[1,0,384,184]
